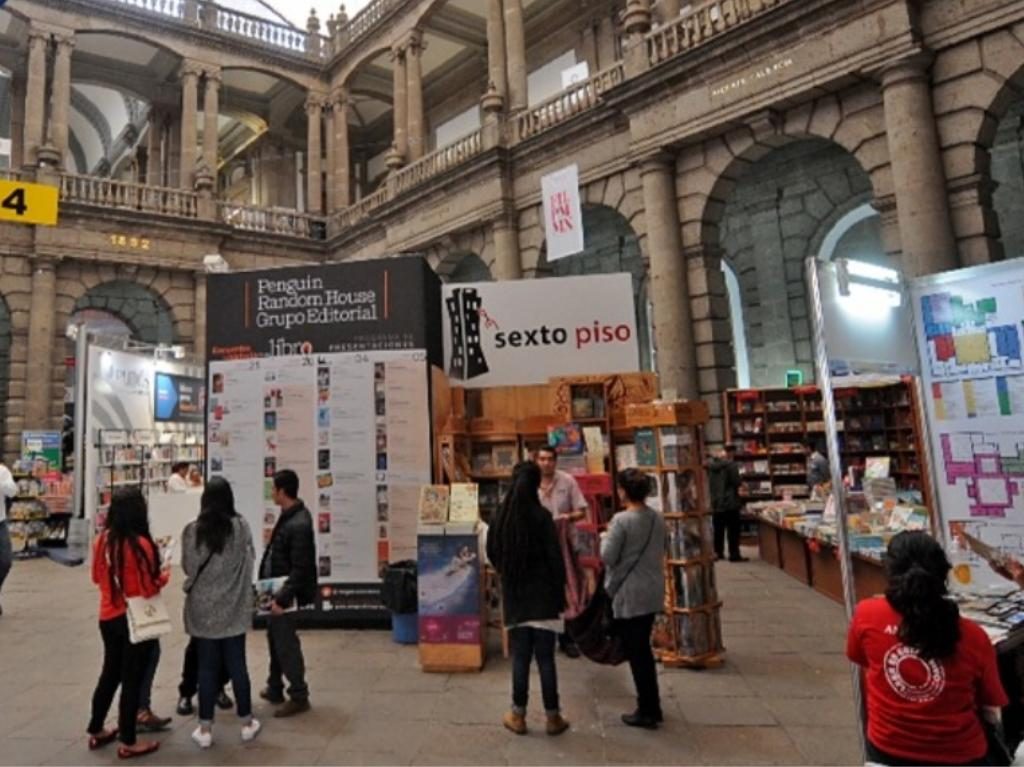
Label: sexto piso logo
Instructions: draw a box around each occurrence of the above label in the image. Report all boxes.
[446,288,489,381]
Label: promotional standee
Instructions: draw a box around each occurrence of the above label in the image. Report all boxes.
[206,257,443,626]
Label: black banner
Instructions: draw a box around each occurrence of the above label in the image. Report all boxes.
[207,256,442,366]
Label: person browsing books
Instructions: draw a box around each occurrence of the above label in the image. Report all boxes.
[182,477,260,749]
[846,531,1008,766]
[535,445,588,659]
[167,463,191,493]
[258,469,315,718]
[707,444,747,563]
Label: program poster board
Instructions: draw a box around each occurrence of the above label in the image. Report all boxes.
[442,273,639,387]
[911,258,1024,593]
[207,257,442,624]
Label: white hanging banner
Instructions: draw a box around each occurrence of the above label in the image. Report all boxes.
[541,164,584,262]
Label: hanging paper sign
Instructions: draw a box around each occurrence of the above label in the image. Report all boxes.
[541,164,584,262]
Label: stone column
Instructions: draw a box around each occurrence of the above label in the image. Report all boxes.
[493,215,522,280]
[179,62,201,189]
[330,90,351,209]
[306,95,324,213]
[640,153,697,399]
[202,68,221,175]
[194,273,207,363]
[487,0,508,100]
[880,54,958,277]
[49,33,75,169]
[581,20,599,73]
[596,14,617,69]
[406,30,426,161]
[10,73,25,169]
[147,108,163,186]
[25,258,57,429]
[504,0,528,111]
[391,43,408,161]
[23,31,49,168]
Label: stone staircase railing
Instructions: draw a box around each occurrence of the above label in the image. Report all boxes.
[513,62,626,143]
[219,201,326,239]
[60,173,199,218]
[646,0,787,66]
[345,0,403,46]
[392,130,485,197]
[329,187,390,233]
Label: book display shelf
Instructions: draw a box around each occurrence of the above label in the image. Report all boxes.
[627,401,725,670]
[724,377,932,509]
[8,472,73,558]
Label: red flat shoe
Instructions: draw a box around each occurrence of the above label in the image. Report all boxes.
[88,729,118,750]
[117,741,160,759]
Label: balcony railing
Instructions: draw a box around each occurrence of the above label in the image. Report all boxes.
[346,0,403,46]
[514,63,626,143]
[393,130,485,197]
[330,188,389,233]
[647,0,788,66]
[60,173,199,218]
[219,202,326,239]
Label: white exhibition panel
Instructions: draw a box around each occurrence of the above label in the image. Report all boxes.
[148,489,202,565]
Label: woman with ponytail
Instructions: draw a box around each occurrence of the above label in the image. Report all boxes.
[846,531,1008,765]
[486,461,569,737]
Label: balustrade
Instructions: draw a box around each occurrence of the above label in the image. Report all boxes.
[219,202,327,240]
[646,0,786,66]
[60,173,198,218]
[514,63,625,143]
[392,130,484,196]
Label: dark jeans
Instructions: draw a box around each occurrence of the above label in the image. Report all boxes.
[615,613,661,718]
[196,635,252,724]
[509,626,560,715]
[179,636,230,699]
[865,739,988,766]
[267,612,308,701]
[0,521,12,598]
[713,509,742,560]
[137,640,159,711]
[88,615,157,746]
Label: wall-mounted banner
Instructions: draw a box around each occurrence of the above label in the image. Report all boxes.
[206,256,443,366]
[443,273,639,388]
[154,372,206,423]
[541,164,584,262]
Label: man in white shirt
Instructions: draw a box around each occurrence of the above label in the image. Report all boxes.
[166,462,191,493]
[0,459,19,617]
[536,446,589,658]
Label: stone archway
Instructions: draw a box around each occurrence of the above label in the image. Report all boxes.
[444,253,493,283]
[992,99,1024,260]
[72,280,175,345]
[537,203,653,371]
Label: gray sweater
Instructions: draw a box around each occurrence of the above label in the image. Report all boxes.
[601,506,666,619]
[182,516,255,639]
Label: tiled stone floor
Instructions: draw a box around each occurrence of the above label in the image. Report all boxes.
[0,548,863,765]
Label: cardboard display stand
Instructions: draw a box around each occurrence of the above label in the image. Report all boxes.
[206,257,443,627]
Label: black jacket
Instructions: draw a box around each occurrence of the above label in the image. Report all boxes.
[259,500,316,608]
[708,457,742,514]
[487,501,566,626]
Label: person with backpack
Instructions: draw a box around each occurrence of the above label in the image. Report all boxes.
[0,459,18,617]
[182,477,260,749]
[487,461,570,737]
[601,468,667,730]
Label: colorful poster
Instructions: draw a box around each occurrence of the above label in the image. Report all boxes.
[417,532,482,644]
[912,258,1024,592]
[541,164,584,261]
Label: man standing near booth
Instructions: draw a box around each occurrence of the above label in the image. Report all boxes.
[259,469,315,717]
[536,445,588,658]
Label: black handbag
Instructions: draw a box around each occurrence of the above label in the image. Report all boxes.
[566,515,656,667]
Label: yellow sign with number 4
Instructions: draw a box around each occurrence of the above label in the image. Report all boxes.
[0,178,59,226]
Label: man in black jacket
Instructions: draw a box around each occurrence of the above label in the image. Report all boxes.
[708,444,747,562]
[259,469,315,717]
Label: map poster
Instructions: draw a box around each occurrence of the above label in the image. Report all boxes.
[911,258,1024,592]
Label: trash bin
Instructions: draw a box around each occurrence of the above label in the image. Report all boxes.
[381,560,418,644]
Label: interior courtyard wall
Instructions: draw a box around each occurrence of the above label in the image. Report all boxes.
[992,99,1024,261]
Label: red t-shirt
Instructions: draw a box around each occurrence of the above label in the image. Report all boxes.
[846,596,1008,764]
[91,533,167,621]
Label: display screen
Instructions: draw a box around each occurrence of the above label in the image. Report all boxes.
[154,372,205,423]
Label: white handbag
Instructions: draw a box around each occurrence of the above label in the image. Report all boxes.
[107,545,172,644]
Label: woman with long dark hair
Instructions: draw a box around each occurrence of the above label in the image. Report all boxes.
[87,487,167,758]
[847,531,1008,766]
[486,461,569,736]
[182,477,259,749]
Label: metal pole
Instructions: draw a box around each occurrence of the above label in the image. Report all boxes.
[805,256,866,758]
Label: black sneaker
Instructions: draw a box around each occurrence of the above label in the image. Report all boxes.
[621,711,659,729]
[176,697,194,716]
[259,688,285,705]
[216,690,234,710]
[729,556,750,563]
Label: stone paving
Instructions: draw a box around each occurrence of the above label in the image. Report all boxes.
[0,549,863,766]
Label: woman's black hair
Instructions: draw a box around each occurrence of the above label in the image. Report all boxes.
[104,486,161,598]
[617,468,652,504]
[491,461,543,590]
[884,531,960,660]
[196,476,238,555]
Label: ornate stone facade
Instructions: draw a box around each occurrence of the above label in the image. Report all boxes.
[0,0,1022,455]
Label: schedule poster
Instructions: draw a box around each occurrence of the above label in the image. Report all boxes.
[911,258,1024,593]
[209,350,432,620]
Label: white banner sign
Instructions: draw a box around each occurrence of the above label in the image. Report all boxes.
[443,273,639,388]
[541,164,584,262]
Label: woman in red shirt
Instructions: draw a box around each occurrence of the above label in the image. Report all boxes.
[847,531,1008,766]
[87,488,169,759]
